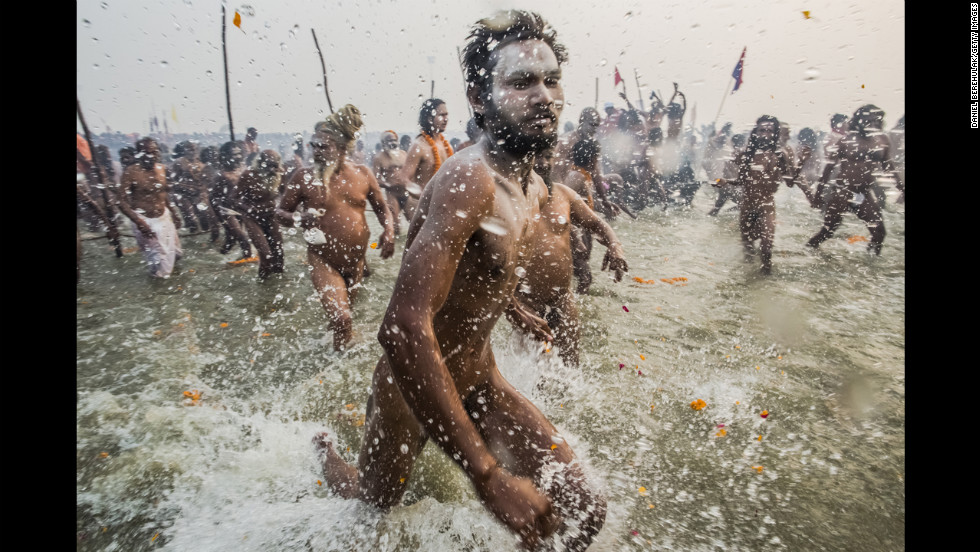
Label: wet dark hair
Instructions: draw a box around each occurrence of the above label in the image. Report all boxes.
[418,98,445,136]
[219,141,243,170]
[798,127,817,148]
[849,104,884,134]
[571,138,600,169]
[200,145,218,165]
[246,127,258,139]
[617,109,642,132]
[461,10,567,129]
[831,113,848,129]
[731,133,746,148]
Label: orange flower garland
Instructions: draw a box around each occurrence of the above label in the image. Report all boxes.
[422,132,454,172]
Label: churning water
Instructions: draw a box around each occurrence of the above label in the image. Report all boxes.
[77,183,904,551]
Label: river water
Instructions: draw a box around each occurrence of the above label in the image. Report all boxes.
[77,182,904,551]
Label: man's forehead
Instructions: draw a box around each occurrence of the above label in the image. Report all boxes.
[491,39,561,78]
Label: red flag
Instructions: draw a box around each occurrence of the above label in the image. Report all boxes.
[731,47,746,93]
[614,67,624,87]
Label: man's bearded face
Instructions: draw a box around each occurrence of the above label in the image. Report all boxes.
[482,40,564,156]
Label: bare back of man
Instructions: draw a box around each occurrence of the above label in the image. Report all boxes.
[316,17,605,550]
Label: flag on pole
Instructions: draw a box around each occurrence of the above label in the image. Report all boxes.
[614,67,624,88]
[731,47,746,93]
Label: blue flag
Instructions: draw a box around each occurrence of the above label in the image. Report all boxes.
[731,47,746,93]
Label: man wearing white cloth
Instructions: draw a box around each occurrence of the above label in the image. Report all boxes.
[117,137,183,278]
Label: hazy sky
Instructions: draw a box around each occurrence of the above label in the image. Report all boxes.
[77,0,905,139]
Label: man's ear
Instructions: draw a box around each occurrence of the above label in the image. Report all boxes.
[467,84,485,117]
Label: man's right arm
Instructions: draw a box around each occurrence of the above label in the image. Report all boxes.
[275,170,310,228]
[378,171,554,539]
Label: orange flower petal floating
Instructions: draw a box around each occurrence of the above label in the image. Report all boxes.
[638,486,647,494]
[715,429,727,437]
[220,322,229,328]
[550,444,557,450]
[690,399,707,411]
[802,10,811,19]
[227,255,260,265]
[760,410,769,418]
[639,355,646,361]
[758,435,763,441]
[100,452,109,458]
[261,332,272,337]
[316,479,322,486]
[233,10,243,30]
[847,235,869,244]
[370,242,378,249]
[752,466,764,473]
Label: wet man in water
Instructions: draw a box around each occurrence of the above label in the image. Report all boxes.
[230,149,286,279]
[116,137,184,278]
[210,141,254,260]
[371,130,409,235]
[806,105,903,255]
[714,116,793,274]
[388,99,454,221]
[316,11,607,550]
[514,147,628,366]
[277,105,395,351]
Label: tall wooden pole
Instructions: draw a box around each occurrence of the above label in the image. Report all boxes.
[311,29,334,114]
[633,68,645,111]
[76,97,123,257]
[222,4,235,141]
[594,77,598,110]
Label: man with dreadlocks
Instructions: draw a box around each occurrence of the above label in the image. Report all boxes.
[714,115,793,274]
[806,104,903,255]
[388,98,454,221]
[511,146,628,367]
[277,105,395,350]
[315,11,607,550]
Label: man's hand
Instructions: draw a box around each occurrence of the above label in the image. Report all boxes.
[106,225,120,243]
[476,467,560,550]
[601,245,628,282]
[171,210,182,230]
[378,229,396,259]
[601,199,620,220]
[506,298,554,344]
[572,233,588,255]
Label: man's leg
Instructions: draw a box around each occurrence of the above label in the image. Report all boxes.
[471,370,607,552]
[316,356,428,506]
[807,189,847,248]
[308,251,355,350]
[243,217,274,278]
[857,193,886,255]
[759,210,776,274]
[547,292,580,367]
[573,231,593,294]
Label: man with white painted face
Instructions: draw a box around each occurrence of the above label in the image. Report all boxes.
[315,11,606,551]
[276,105,395,351]
[371,130,409,235]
